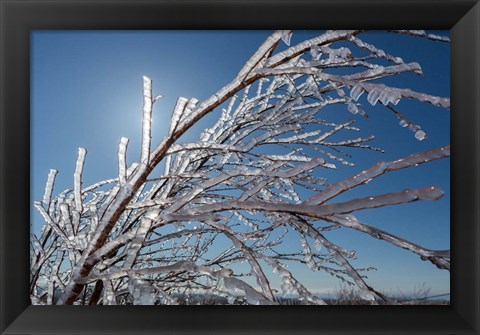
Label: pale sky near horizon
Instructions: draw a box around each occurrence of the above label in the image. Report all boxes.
[31,30,450,298]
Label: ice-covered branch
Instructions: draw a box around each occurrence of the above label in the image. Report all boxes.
[389,30,450,42]
[79,260,233,284]
[168,97,188,137]
[237,30,284,80]
[327,214,450,270]
[265,30,361,68]
[140,76,153,164]
[163,186,444,223]
[117,137,129,185]
[73,148,87,213]
[306,145,450,205]
[42,169,58,210]
[255,68,449,109]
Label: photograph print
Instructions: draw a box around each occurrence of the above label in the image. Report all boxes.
[31,30,450,305]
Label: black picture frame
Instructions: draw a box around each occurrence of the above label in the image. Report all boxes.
[1,0,479,334]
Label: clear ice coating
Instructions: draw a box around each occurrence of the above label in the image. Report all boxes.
[42,169,58,209]
[281,30,293,46]
[367,88,381,106]
[347,102,359,114]
[140,76,153,164]
[358,288,376,301]
[414,129,427,141]
[350,85,364,101]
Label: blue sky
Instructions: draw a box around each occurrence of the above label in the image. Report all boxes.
[31,30,450,298]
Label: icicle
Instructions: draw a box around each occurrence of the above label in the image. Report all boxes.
[378,87,401,106]
[367,88,381,106]
[358,82,449,109]
[281,30,293,46]
[350,85,364,101]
